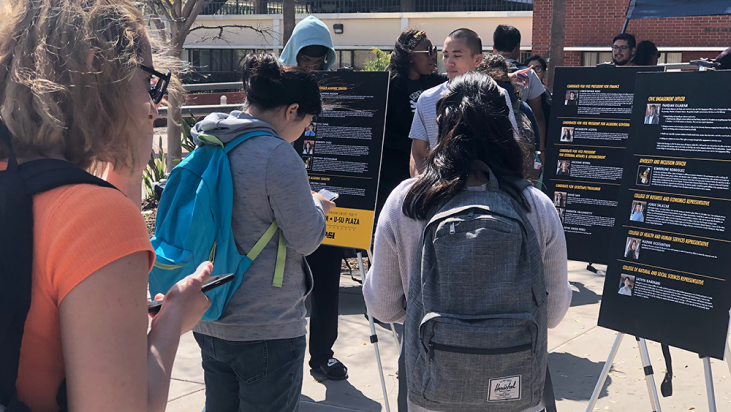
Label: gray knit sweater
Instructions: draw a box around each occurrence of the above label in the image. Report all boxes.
[364,178,572,327]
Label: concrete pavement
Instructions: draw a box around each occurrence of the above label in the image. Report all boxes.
[164,261,731,411]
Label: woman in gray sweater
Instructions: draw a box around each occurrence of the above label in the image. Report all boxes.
[364,72,571,412]
[190,54,335,412]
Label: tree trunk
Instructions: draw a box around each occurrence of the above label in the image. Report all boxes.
[166,44,184,173]
[282,0,295,46]
[547,0,566,93]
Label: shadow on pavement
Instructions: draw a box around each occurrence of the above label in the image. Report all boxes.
[549,352,612,401]
[570,281,602,307]
[301,372,382,411]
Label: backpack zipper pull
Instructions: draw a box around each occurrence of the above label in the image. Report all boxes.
[449,222,455,234]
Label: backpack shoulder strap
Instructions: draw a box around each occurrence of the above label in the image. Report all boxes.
[18,159,117,195]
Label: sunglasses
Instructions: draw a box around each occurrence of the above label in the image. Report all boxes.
[411,46,438,57]
[139,64,171,104]
[530,65,544,73]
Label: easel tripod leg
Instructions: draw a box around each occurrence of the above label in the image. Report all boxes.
[637,338,662,412]
[358,251,392,412]
[586,333,624,412]
[703,357,717,412]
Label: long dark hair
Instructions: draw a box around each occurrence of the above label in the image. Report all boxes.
[403,72,530,220]
[386,28,422,83]
[241,53,322,117]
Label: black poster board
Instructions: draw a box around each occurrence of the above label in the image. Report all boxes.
[544,66,663,264]
[597,70,731,359]
[292,71,389,250]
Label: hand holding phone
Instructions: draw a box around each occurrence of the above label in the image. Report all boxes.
[318,188,339,201]
[147,273,235,314]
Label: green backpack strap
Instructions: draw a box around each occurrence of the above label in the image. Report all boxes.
[273,232,286,288]
[247,221,287,288]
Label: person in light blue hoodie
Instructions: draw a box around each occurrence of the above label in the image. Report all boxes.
[280,16,336,71]
[191,53,335,412]
[280,15,350,381]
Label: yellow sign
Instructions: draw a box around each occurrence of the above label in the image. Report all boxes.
[321,207,375,250]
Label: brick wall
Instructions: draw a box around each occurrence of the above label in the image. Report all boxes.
[532,0,731,65]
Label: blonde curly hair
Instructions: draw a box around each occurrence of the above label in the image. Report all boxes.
[0,0,172,172]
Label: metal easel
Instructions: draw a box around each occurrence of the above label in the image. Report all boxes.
[586,334,731,412]
[354,249,400,412]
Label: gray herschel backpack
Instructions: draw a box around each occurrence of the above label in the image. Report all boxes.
[405,168,547,411]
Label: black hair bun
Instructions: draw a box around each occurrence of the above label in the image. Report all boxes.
[242,54,283,86]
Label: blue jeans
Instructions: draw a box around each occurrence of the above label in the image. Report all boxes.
[194,333,306,412]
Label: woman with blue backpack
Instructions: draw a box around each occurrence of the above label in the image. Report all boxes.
[363,72,572,411]
[188,53,335,412]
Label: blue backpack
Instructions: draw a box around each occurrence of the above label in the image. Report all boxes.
[149,131,286,321]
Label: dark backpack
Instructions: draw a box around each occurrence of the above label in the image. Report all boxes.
[0,122,116,412]
[405,164,548,411]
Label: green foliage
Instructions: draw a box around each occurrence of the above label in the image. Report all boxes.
[181,115,198,153]
[363,48,391,72]
[142,135,167,200]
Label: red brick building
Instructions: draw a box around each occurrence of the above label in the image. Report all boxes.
[532,0,731,67]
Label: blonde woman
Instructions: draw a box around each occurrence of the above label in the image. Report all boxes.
[0,1,211,411]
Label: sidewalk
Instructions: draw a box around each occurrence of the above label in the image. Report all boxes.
[164,261,731,412]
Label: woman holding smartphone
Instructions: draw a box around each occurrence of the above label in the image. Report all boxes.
[0,1,211,411]
[190,53,334,412]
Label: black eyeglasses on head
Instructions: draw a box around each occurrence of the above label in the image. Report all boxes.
[139,65,171,104]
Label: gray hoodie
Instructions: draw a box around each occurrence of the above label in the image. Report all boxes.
[191,111,326,341]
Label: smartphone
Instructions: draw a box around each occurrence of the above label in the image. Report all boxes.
[147,273,235,315]
[318,188,339,201]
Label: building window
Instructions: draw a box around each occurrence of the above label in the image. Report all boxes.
[519,51,532,64]
[582,52,613,66]
[335,50,354,69]
[659,52,682,64]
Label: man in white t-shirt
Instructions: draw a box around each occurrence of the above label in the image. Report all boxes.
[492,24,547,164]
[408,29,485,176]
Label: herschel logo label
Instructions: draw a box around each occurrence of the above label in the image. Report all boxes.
[488,375,521,401]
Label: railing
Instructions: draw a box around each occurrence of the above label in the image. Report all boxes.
[201,0,533,15]
[182,70,242,84]
[158,104,243,118]
[202,0,308,15]
[183,82,243,91]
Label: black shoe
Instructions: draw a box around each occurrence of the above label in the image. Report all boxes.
[319,358,348,381]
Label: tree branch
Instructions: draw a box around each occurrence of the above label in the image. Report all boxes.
[181,0,199,22]
[145,1,169,44]
[188,24,270,38]
[151,0,174,28]
[179,0,208,39]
